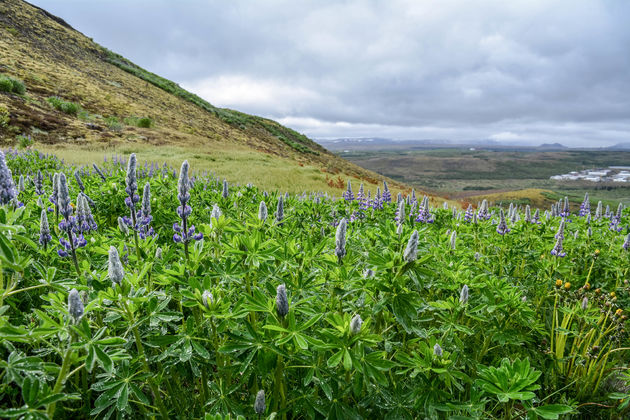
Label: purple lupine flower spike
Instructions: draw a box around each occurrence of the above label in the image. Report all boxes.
[74,170,85,192]
[276,195,284,224]
[92,163,107,181]
[137,182,154,239]
[550,236,566,257]
[356,183,366,211]
[335,217,347,263]
[555,219,565,239]
[464,204,474,223]
[496,209,510,235]
[382,181,391,203]
[579,192,590,217]
[39,209,52,247]
[0,151,17,205]
[173,160,202,250]
[343,180,354,201]
[623,233,630,251]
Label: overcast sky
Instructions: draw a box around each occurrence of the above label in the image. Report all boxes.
[32,0,630,146]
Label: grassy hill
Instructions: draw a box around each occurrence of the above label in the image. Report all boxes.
[0,0,407,194]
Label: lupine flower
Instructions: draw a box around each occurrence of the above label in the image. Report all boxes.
[555,219,565,239]
[125,154,140,210]
[350,314,363,334]
[92,163,107,181]
[342,180,354,201]
[560,197,570,219]
[210,204,222,227]
[586,213,591,224]
[373,187,383,210]
[532,209,540,224]
[222,179,228,198]
[118,217,129,235]
[403,230,419,262]
[460,284,469,304]
[581,297,588,310]
[18,174,24,192]
[134,182,155,239]
[74,193,97,233]
[604,204,611,218]
[202,290,213,308]
[335,218,347,262]
[396,223,403,236]
[474,252,481,261]
[579,192,590,217]
[595,201,603,220]
[550,236,566,257]
[57,173,72,220]
[464,205,474,223]
[623,233,630,251]
[449,231,457,250]
[416,196,434,224]
[363,268,374,278]
[258,201,268,221]
[34,170,44,195]
[496,209,510,235]
[382,181,391,203]
[356,183,367,211]
[395,200,405,224]
[587,226,592,237]
[276,195,284,224]
[155,247,163,260]
[0,151,18,205]
[173,160,203,245]
[108,246,124,286]
[74,170,85,192]
[396,192,402,203]
[524,205,531,223]
[276,284,289,317]
[477,199,490,220]
[433,343,443,357]
[254,390,266,415]
[39,209,52,247]
[68,288,84,324]
[443,202,449,210]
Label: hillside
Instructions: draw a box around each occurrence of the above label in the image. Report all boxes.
[0,0,406,194]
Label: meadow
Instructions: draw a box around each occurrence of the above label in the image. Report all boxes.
[0,149,629,419]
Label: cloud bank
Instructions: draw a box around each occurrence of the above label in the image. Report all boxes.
[33,0,630,146]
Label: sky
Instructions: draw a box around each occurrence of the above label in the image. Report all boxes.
[32,0,630,146]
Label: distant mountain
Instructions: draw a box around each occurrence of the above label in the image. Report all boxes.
[607,142,630,150]
[537,143,568,150]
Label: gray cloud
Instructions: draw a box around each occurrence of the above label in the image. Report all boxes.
[32,0,630,146]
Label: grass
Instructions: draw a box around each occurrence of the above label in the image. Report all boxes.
[35,143,378,194]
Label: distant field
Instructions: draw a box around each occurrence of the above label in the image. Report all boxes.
[336,148,630,206]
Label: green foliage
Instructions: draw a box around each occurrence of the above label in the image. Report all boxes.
[46,96,79,115]
[0,150,628,419]
[0,74,26,94]
[124,115,153,128]
[16,134,32,149]
[104,116,122,131]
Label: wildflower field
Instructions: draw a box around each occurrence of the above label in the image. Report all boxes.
[0,149,628,419]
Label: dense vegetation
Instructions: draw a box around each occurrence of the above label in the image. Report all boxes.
[0,149,628,419]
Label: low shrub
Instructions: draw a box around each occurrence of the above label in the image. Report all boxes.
[16,134,33,148]
[124,115,153,128]
[46,96,80,115]
[0,74,25,94]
